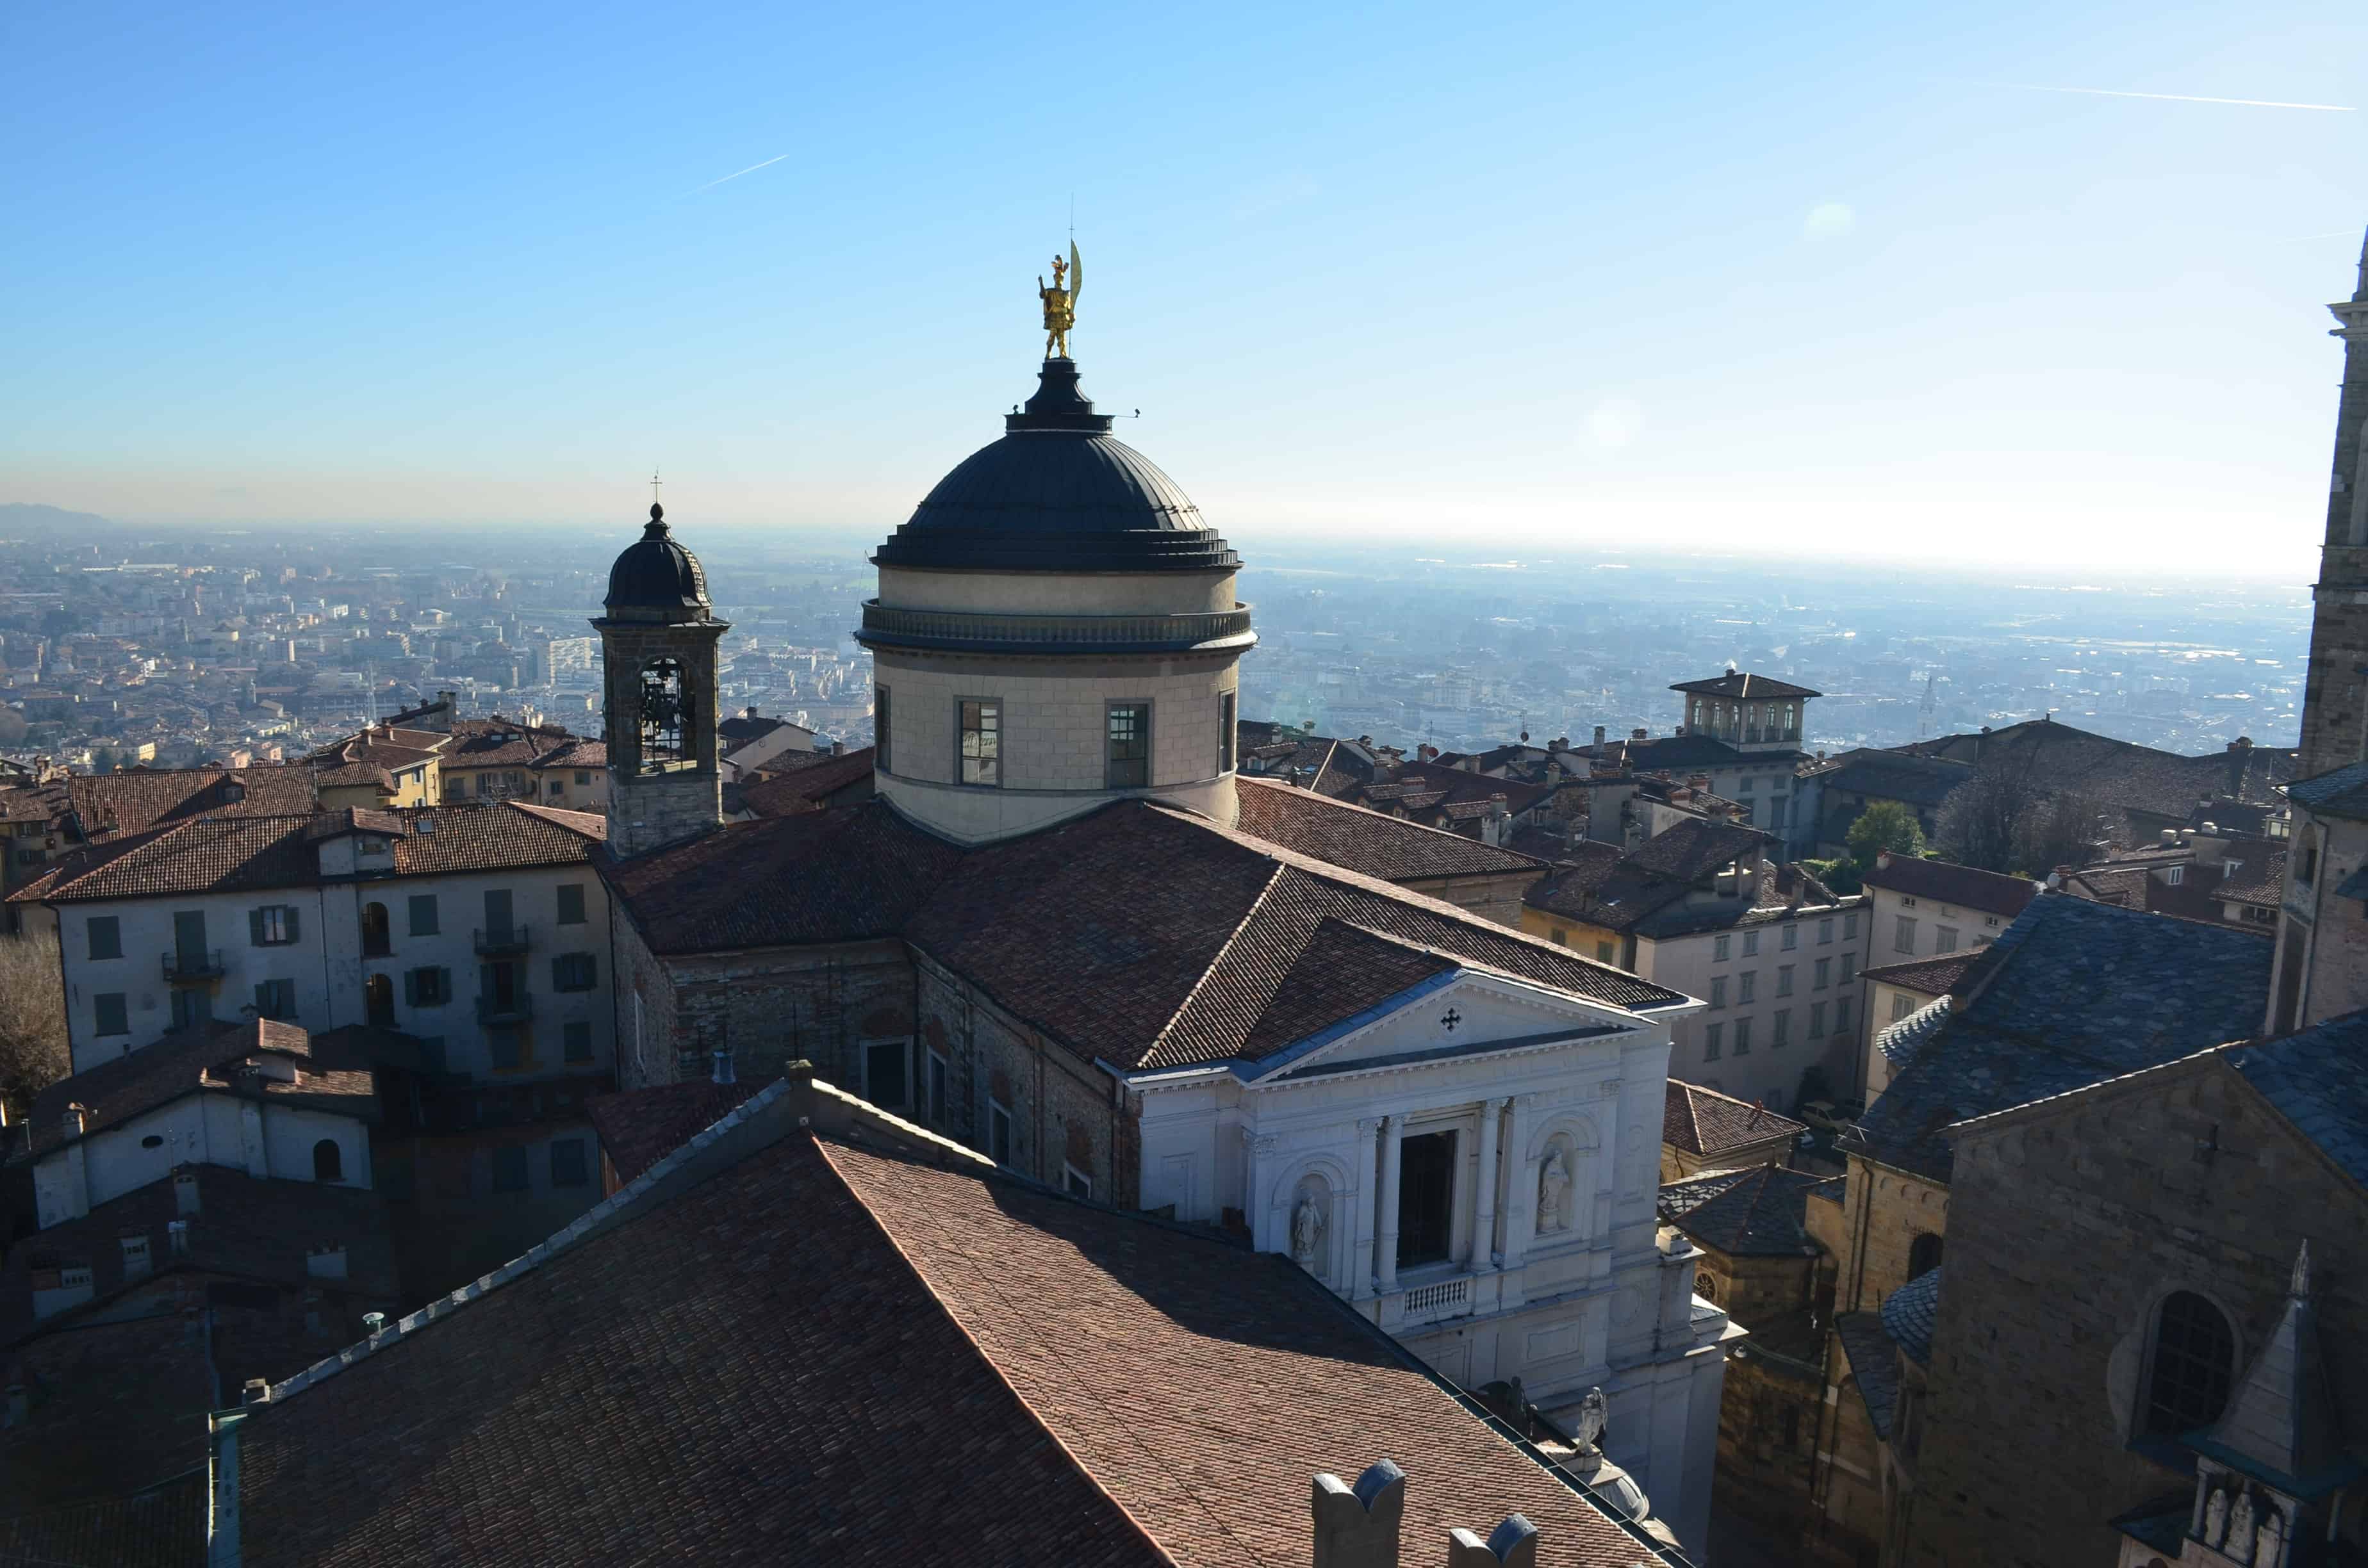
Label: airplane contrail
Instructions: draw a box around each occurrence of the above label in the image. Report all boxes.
[691,151,793,194]
[2011,84,2353,112]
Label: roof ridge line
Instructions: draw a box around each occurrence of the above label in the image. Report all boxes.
[264,1075,796,1405]
[811,1141,1188,1567]
[1143,862,1289,1058]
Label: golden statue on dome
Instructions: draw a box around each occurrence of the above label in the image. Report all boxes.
[1039,241,1081,359]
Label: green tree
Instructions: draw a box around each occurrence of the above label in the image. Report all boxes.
[1846,800,1927,870]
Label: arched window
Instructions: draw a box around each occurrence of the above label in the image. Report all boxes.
[313,1139,343,1182]
[2143,1291,2235,1437]
[364,972,395,1028]
[1908,1232,1943,1280]
[360,901,391,958]
[637,657,690,772]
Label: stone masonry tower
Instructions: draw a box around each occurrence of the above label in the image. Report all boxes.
[594,503,729,856]
[2298,231,2368,776]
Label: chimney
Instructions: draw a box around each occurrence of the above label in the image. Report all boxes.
[711,1047,736,1086]
[174,1171,200,1216]
[1311,1460,1406,1568]
[1592,726,1606,746]
[1875,850,1893,870]
[831,739,845,756]
[62,1106,84,1140]
[744,706,759,719]
[1630,728,1647,742]
[1447,1517,1540,1567]
[2158,829,2177,847]
[241,1378,270,1406]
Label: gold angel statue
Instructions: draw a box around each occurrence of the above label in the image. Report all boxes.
[1039,241,1081,358]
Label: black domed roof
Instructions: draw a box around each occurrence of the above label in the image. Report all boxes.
[605,505,711,615]
[873,359,1240,573]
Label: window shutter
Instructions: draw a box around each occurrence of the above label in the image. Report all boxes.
[249,909,266,947]
[255,981,272,1014]
[283,905,300,943]
[550,956,564,990]
[403,970,420,1006]
[436,967,452,1004]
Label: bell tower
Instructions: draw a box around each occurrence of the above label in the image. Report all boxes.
[593,502,728,857]
[2297,229,2368,776]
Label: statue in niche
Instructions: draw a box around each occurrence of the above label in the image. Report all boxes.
[1291,1191,1325,1269]
[2203,1485,2229,1548]
[2228,1490,2257,1563]
[1570,1387,1609,1455]
[2255,1503,2283,1567]
[1538,1147,1573,1234]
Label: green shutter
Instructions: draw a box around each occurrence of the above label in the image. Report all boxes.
[249,909,267,947]
[283,905,300,943]
[403,970,420,1006]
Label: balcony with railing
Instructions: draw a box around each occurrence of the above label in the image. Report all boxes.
[854,600,1256,655]
[473,924,532,957]
[161,949,226,983]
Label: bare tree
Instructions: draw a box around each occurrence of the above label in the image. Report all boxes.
[1936,767,2034,873]
[0,930,71,1111]
[2015,792,2110,876]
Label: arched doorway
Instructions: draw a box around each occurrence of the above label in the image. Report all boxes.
[365,972,395,1027]
[313,1139,343,1182]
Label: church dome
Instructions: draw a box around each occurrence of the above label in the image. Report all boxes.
[873,359,1240,573]
[605,505,711,616]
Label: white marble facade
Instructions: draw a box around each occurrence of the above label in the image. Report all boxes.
[1126,968,1732,1555]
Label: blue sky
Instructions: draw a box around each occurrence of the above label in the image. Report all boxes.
[4,0,2363,573]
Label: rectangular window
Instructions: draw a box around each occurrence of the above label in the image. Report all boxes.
[927,1049,950,1127]
[1984,914,2001,928]
[1935,926,1959,954]
[575,771,592,785]
[1777,965,1795,997]
[86,917,122,962]
[1818,918,1834,945]
[94,991,131,1035]
[1704,1022,1723,1060]
[1710,976,1728,1009]
[557,883,586,926]
[864,1039,909,1109]
[407,894,439,936]
[989,1100,1013,1165]
[1736,774,1755,792]
[1892,992,1916,1022]
[254,978,297,1020]
[249,904,300,946]
[1742,931,1760,958]
[171,988,210,1031]
[405,966,450,1006]
[551,952,598,992]
[1844,912,1860,940]
[1814,957,1832,989]
[1549,929,1566,945]
[1106,703,1151,789]
[491,1145,529,1193]
[564,1020,593,1062]
[1900,895,1918,908]
[1739,971,1757,1004]
[1809,1000,1828,1038]
[1773,1008,1791,1047]
[1840,952,1857,984]
[1219,690,1238,772]
[1395,1130,1456,1268]
[1781,925,1799,952]
[1064,1164,1094,1200]
[1733,1017,1753,1054]
[871,685,892,773]
[1713,934,1731,962]
[1835,995,1854,1034]
[490,1028,523,1071]
[549,1138,589,1188]
[958,699,1001,787]
[1895,916,1917,954]
[1596,940,1615,964]
[547,780,563,797]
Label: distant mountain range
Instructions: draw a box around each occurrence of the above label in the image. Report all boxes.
[0,503,112,534]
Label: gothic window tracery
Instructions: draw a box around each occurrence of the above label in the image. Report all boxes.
[638,657,691,773]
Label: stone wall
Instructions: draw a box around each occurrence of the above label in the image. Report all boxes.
[1716,1339,1825,1545]
[1899,1060,2368,1568]
[596,617,726,858]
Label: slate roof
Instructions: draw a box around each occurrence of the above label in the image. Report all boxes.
[232,1118,1663,1567]
[1832,1313,1899,1441]
[585,1077,766,1184]
[1880,1268,1940,1367]
[2227,1013,2368,1191]
[1233,777,1543,881]
[1670,673,1820,701]
[1625,817,1772,883]
[1522,848,1683,931]
[1861,854,2037,919]
[24,1020,378,1160]
[1805,748,1971,810]
[1899,721,2298,826]
[1657,1166,1835,1256]
[1874,997,1952,1077]
[1846,892,2273,1181]
[2284,760,2368,821]
[12,802,601,904]
[1662,1080,1807,1159]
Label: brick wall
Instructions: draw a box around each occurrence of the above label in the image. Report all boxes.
[1902,1061,2368,1568]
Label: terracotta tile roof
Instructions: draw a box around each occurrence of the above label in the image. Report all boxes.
[585,1077,765,1183]
[0,1312,217,1526]
[1235,920,1460,1059]
[1668,672,1820,701]
[737,747,876,818]
[63,767,317,839]
[1900,721,2298,825]
[0,1471,204,1568]
[1854,951,1991,999]
[1347,760,1550,819]
[1624,817,1772,883]
[603,800,965,954]
[1658,1165,1838,1255]
[233,1119,1661,1567]
[1661,1080,1806,1157]
[530,737,605,770]
[24,1020,375,1159]
[1233,777,1542,881]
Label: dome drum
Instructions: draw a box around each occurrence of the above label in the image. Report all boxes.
[853,600,1256,657]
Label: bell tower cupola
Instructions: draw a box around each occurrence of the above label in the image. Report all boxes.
[594,500,730,857]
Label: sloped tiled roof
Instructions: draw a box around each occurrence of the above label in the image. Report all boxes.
[1900,721,2297,824]
[1657,1165,1835,1255]
[1661,1080,1806,1158]
[24,1020,375,1159]
[0,1472,203,1568]
[1235,920,1459,1061]
[585,1077,766,1184]
[1861,854,2037,919]
[1880,1268,1940,1366]
[1833,1313,1899,1440]
[1624,817,1772,883]
[1669,672,1820,701]
[63,767,317,838]
[2229,1013,2368,1191]
[735,747,876,819]
[1856,950,1991,999]
[1234,777,1542,881]
[231,1120,1662,1567]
